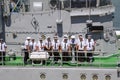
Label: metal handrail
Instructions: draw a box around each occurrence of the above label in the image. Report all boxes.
[0,50,119,68]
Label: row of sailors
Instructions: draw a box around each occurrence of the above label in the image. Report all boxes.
[24,34,95,64]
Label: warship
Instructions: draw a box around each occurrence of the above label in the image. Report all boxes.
[0,0,120,80]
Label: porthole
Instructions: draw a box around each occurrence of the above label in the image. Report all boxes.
[40,73,46,80]
[92,75,98,80]
[105,75,111,80]
[80,74,86,80]
[63,73,68,80]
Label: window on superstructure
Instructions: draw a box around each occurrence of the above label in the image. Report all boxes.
[87,0,97,7]
[23,0,30,12]
[57,0,70,10]
[100,0,111,6]
[70,0,97,8]
[71,0,86,8]
[63,0,70,9]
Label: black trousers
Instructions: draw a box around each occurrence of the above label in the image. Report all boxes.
[86,50,94,62]
[44,47,52,56]
[24,49,29,64]
[62,52,70,61]
[0,52,6,63]
[53,50,60,61]
[77,50,85,62]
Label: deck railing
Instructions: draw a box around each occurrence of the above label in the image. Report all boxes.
[0,50,120,68]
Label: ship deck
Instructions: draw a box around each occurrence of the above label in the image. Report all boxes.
[0,50,120,68]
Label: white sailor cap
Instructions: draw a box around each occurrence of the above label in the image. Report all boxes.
[78,34,83,38]
[54,36,58,39]
[64,35,68,38]
[71,35,75,39]
[26,37,31,40]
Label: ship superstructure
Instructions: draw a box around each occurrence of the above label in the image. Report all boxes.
[0,0,120,80]
[3,0,116,56]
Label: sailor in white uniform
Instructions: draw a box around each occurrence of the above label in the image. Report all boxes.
[30,38,37,52]
[61,36,70,61]
[86,35,95,62]
[35,37,45,64]
[62,35,68,43]
[52,36,61,62]
[69,35,77,44]
[76,34,86,62]
[0,39,7,64]
[24,37,31,64]
[36,37,45,52]
[69,35,77,61]
[44,36,52,57]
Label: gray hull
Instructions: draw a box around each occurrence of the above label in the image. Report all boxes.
[0,67,120,80]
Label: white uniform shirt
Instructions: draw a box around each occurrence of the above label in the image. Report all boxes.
[61,42,70,51]
[24,40,31,49]
[30,42,37,51]
[0,42,7,52]
[77,40,86,50]
[44,40,52,48]
[52,41,60,50]
[37,41,45,51]
[86,39,94,50]
[86,39,94,43]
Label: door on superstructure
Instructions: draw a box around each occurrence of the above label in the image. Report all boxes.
[0,1,5,40]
